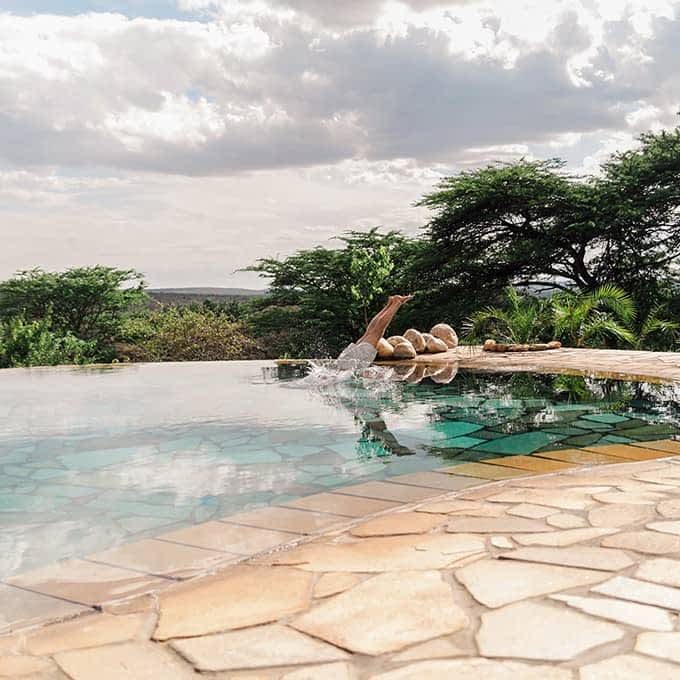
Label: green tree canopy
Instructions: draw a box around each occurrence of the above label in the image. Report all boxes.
[246,229,419,356]
[417,121,680,312]
[0,266,147,358]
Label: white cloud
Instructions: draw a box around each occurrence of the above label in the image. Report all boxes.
[101,92,226,150]
[0,0,678,285]
[0,1,678,174]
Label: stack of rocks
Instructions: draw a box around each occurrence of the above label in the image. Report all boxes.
[376,323,459,359]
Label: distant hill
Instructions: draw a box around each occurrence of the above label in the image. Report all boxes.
[147,287,266,307]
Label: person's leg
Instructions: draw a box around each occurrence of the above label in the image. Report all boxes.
[358,294,413,347]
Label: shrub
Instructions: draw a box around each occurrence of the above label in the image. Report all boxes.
[0,316,97,368]
[118,308,264,362]
[0,266,147,361]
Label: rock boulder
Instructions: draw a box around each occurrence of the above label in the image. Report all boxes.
[404,329,427,353]
[430,323,459,349]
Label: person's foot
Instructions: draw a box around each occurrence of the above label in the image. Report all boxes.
[389,294,414,305]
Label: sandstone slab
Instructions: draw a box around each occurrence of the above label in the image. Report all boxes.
[602,530,680,555]
[552,593,674,631]
[635,558,680,587]
[505,503,554,519]
[263,533,486,572]
[593,491,667,505]
[170,623,349,671]
[501,545,634,571]
[291,571,468,655]
[635,471,680,486]
[158,521,297,555]
[88,538,229,578]
[415,499,484,514]
[330,481,440,502]
[349,512,446,537]
[439,463,527,480]
[511,472,623,486]
[485,456,574,473]
[512,527,616,546]
[588,503,656,528]
[546,513,587,529]
[455,559,607,608]
[580,653,680,680]
[6,559,168,607]
[54,642,195,680]
[0,655,53,677]
[446,517,551,533]
[390,637,466,662]
[440,504,510,518]
[390,471,481,490]
[284,492,399,517]
[485,487,606,510]
[631,439,680,455]
[592,575,680,610]
[647,520,680,536]
[476,600,624,660]
[154,565,312,640]
[314,573,363,599]
[369,658,573,680]
[657,498,680,518]
[584,444,666,460]
[24,612,149,655]
[635,632,680,663]
[533,449,628,466]
[224,506,346,534]
[0,584,90,635]
[282,662,357,680]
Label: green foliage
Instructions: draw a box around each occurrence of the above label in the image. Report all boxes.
[2,119,679,367]
[464,287,552,344]
[347,243,394,327]
[0,266,147,360]
[464,284,678,351]
[635,305,680,351]
[0,316,97,368]
[246,229,417,357]
[417,121,680,314]
[117,307,263,362]
[551,285,637,348]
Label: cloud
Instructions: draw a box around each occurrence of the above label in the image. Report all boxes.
[0,1,677,176]
[0,0,679,286]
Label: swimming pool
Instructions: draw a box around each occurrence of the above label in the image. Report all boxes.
[2,360,679,578]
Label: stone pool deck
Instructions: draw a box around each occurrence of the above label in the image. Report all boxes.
[376,346,680,383]
[3,440,680,678]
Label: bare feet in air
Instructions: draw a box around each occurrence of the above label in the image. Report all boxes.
[389,294,414,305]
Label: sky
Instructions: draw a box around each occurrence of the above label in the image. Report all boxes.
[1,1,679,289]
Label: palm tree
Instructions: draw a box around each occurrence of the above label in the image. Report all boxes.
[634,305,680,350]
[465,284,677,350]
[550,284,636,348]
[464,287,552,344]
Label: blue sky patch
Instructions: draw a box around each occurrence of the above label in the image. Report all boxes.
[0,1,200,20]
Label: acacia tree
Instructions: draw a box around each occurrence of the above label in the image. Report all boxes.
[246,229,418,356]
[0,266,147,358]
[417,121,680,312]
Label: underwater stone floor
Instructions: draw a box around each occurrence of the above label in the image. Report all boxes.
[3,440,680,678]
[5,376,680,580]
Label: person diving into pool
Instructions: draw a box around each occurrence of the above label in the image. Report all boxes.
[336,294,414,371]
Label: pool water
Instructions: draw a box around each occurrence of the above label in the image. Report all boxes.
[2,360,680,578]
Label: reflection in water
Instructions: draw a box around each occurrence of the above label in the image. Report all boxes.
[3,360,680,578]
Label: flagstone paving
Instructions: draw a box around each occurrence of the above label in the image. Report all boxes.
[6,449,680,678]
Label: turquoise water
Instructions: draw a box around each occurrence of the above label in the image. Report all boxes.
[1,360,679,578]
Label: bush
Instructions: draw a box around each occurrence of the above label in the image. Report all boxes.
[117,308,264,362]
[0,316,98,368]
[0,266,147,361]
